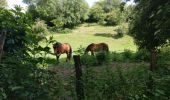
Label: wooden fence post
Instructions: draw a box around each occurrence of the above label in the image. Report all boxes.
[73,55,84,100]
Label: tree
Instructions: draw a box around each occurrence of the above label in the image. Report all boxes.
[103,0,122,12]
[0,6,33,53]
[130,0,170,71]
[105,9,121,25]
[24,0,89,28]
[0,0,7,8]
[88,0,129,25]
[88,4,105,22]
[0,30,6,62]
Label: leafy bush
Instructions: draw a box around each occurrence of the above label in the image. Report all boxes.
[88,5,105,23]
[112,49,150,62]
[82,64,170,99]
[32,19,48,34]
[114,27,124,38]
[112,50,135,62]
[96,51,112,65]
[80,50,112,66]
[121,49,135,61]
[105,9,121,26]
[0,55,64,100]
[114,24,128,38]
[74,45,86,55]
[112,52,124,62]
[98,20,107,25]
[135,49,150,62]
[156,46,170,72]
[0,7,64,100]
[59,28,72,34]
[81,54,97,66]
[0,7,33,53]
[82,65,148,99]
[51,18,64,29]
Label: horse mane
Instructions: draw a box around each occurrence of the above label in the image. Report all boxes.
[85,43,94,54]
[53,42,62,49]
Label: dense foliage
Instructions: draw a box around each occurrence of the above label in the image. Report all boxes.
[0,6,32,53]
[129,0,170,71]
[130,0,170,50]
[0,0,170,99]
[23,0,89,29]
[81,64,170,99]
[88,0,134,26]
[0,6,64,99]
[0,0,7,8]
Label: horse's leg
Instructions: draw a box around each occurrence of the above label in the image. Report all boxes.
[66,52,69,62]
[91,51,95,56]
[56,55,60,64]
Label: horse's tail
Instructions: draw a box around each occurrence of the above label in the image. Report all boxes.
[69,45,72,60]
[106,44,109,52]
[103,43,109,52]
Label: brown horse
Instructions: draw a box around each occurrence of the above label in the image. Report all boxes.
[53,42,72,63]
[84,43,109,56]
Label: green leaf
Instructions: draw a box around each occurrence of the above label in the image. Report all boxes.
[11,86,23,91]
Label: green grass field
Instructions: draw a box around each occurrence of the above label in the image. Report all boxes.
[46,23,137,58]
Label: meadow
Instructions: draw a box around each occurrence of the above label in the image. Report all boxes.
[46,23,136,59]
[1,0,170,99]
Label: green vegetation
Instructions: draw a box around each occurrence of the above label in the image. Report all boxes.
[130,0,170,71]
[23,0,89,28]
[0,0,170,99]
[50,23,136,55]
[81,64,170,99]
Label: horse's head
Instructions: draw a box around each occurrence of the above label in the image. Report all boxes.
[53,42,61,48]
[53,42,62,54]
[84,47,90,55]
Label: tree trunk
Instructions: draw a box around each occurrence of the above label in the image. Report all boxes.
[150,48,157,71]
[147,48,157,96]
[0,30,6,62]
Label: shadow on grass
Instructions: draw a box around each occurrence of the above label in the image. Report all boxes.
[46,57,74,68]
[84,23,98,27]
[94,33,123,39]
[94,33,113,38]
[112,34,124,39]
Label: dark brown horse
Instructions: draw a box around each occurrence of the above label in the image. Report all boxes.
[53,42,72,63]
[85,43,109,56]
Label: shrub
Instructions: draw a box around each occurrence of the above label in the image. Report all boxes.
[98,20,107,25]
[114,24,128,39]
[112,52,124,62]
[96,51,112,65]
[88,5,105,23]
[32,19,48,34]
[80,51,112,66]
[0,56,64,100]
[81,54,97,66]
[82,63,170,99]
[135,49,150,62]
[82,64,148,99]
[74,45,86,55]
[111,49,151,62]
[105,9,121,26]
[51,18,64,29]
[156,46,170,70]
[112,50,135,62]
[122,49,135,61]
